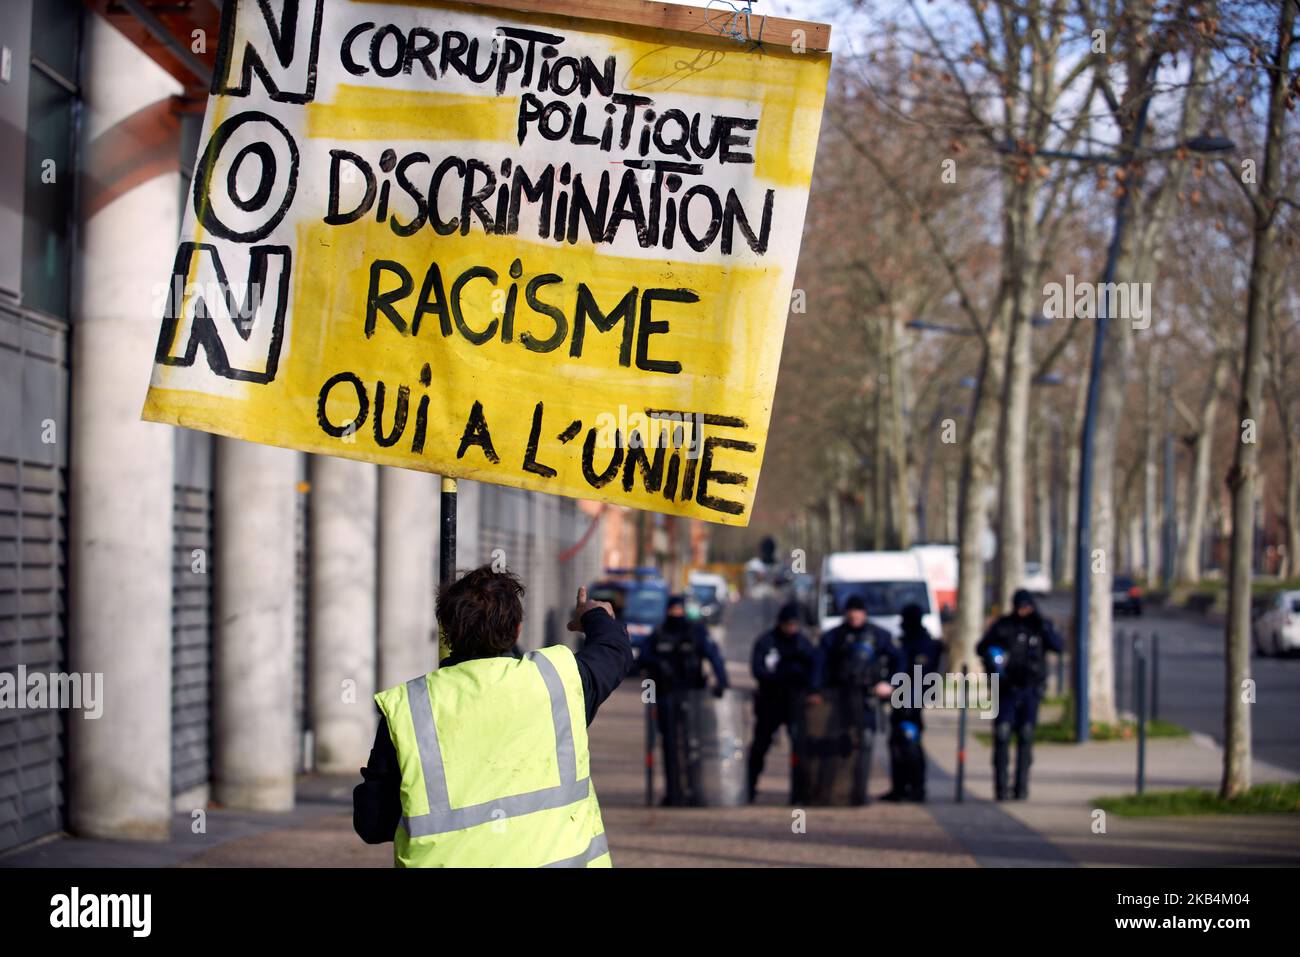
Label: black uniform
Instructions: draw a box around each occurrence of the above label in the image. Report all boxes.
[747,625,815,801]
[807,619,894,804]
[813,620,895,731]
[976,592,1063,800]
[640,616,728,806]
[883,615,943,801]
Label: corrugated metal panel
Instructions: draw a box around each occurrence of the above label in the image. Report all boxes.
[0,457,67,851]
[475,488,606,651]
[0,297,70,852]
[170,430,212,796]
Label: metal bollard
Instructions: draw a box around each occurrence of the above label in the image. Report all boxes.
[1151,632,1160,723]
[1128,629,1138,717]
[1135,637,1147,795]
[956,665,968,803]
[645,701,656,807]
[1114,629,1124,713]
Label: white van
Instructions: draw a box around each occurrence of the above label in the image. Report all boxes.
[818,551,942,640]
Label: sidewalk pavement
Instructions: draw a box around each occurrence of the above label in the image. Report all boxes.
[4,662,1297,867]
[922,706,1300,867]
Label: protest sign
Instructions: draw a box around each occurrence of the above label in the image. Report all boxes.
[142,0,831,525]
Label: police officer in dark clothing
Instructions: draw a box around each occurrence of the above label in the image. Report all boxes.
[811,595,895,804]
[640,594,729,806]
[881,604,943,802]
[976,588,1064,800]
[746,601,815,802]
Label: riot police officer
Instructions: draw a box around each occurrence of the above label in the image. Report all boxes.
[641,594,729,806]
[811,595,894,804]
[976,589,1063,800]
[747,601,815,802]
[881,603,943,802]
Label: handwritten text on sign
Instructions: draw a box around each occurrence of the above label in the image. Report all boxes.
[142,0,830,525]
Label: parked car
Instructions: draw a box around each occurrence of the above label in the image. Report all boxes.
[1021,561,1052,597]
[1253,590,1300,657]
[1112,575,1143,616]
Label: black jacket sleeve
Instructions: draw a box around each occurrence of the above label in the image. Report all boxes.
[573,607,634,725]
[751,632,774,683]
[353,717,403,845]
[1041,617,1065,654]
[703,635,729,689]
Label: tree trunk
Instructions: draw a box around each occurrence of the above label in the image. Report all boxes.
[1085,299,1125,726]
[827,489,841,554]
[1285,445,1299,578]
[1035,430,1052,580]
[888,308,913,549]
[1143,347,1160,584]
[871,338,888,550]
[996,188,1038,605]
[954,296,1011,669]
[1061,366,1088,587]
[1223,0,1292,799]
[1267,322,1298,578]
[1178,353,1229,582]
[946,470,958,543]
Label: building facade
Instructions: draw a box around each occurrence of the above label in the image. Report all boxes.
[0,0,609,853]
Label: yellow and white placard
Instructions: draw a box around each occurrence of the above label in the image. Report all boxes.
[142,0,830,525]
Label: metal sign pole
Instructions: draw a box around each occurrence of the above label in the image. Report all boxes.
[440,477,457,586]
[956,665,968,802]
[1135,637,1147,795]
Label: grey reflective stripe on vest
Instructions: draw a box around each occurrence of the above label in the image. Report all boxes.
[400,651,588,839]
[405,672,451,817]
[542,831,609,868]
[527,650,577,785]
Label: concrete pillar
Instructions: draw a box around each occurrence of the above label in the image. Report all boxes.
[310,456,377,773]
[67,17,180,839]
[377,467,436,689]
[213,440,300,810]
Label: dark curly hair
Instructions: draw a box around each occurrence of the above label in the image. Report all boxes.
[436,565,525,658]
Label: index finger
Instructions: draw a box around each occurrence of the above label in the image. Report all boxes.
[576,586,588,605]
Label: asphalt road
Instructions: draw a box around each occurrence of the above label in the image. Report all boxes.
[715,593,1300,774]
[1044,596,1300,775]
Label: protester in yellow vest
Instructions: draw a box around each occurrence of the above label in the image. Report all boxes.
[353,566,633,867]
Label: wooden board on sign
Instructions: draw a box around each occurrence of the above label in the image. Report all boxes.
[400,0,832,51]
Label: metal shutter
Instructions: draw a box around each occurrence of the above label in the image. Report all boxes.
[478,485,534,638]
[0,306,69,852]
[171,430,212,797]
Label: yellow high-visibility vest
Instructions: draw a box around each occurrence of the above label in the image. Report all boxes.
[374,645,611,868]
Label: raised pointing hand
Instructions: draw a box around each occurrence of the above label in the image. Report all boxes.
[568,585,614,631]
